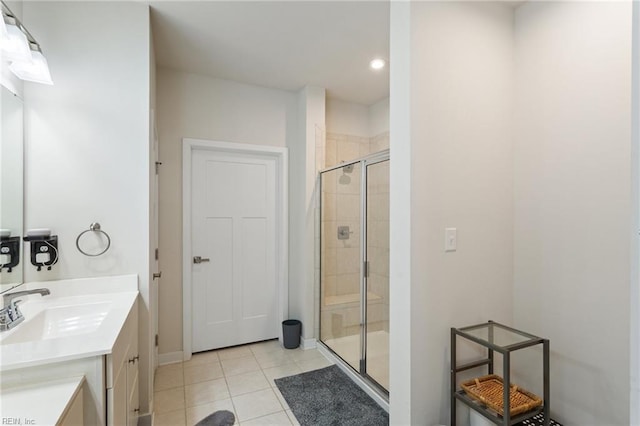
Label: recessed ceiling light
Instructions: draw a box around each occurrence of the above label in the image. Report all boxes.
[370,58,386,70]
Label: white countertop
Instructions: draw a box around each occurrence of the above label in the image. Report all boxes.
[0,377,84,425]
[0,275,138,371]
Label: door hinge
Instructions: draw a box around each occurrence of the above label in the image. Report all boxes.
[155,248,159,260]
[155,161,162,174]
[155,334,159,347]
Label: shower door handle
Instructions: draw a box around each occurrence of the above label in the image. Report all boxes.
[193,256,210,264]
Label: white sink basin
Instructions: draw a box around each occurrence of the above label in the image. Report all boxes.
[2,301,110,345]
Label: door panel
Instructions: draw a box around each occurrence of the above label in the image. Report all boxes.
[203,217,233,325]
[318,155,389,394]
[365,159,389,391]
[319,163,362,371]
[192,150,278,352]
[241,218,269,318]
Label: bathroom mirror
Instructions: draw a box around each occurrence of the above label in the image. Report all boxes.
[0,85,24,292]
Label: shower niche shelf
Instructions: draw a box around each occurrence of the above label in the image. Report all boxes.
[450,320,550,426]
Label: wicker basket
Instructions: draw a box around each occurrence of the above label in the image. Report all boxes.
[460,374,542,416]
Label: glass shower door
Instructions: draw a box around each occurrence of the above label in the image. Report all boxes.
[364,159,390,391]
[319,162,362,371]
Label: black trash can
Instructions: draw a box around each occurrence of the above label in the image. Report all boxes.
[282,319,301,349]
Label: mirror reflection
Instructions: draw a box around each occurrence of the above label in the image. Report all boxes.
[0,85,24,292]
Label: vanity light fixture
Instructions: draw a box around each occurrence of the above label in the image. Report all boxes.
[9,47,52,84]
[369,58,386,70]
[0,9,7,38]
[1,22,32,63]
[1,0,53,85]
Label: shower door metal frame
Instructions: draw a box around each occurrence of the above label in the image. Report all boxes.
[318,149,390,397]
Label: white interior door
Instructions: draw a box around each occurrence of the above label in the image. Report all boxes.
[191,149,278,352]
[151,110,159,372]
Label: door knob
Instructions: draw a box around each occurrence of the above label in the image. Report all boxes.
[193,256,210,264]
[153,272,162,280]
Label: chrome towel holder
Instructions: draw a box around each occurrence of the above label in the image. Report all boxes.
[76,222,111,257]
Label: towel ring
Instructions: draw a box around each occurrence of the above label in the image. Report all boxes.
[76,223,111,257]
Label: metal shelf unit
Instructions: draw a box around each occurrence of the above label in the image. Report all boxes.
[450,320,550,426]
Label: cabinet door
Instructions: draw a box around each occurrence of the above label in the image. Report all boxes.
[108,299,139,426]
[59,389,84,426]
[126,350,139,426]
[107,369,127,426]
[126,308,139,426]
[127,373,139,426]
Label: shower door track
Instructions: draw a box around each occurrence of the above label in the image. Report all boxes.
[317,340,389,409]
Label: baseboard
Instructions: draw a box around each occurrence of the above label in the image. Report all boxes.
[301,337,317,350]
[158,351,184,365]
[137,414,152,426]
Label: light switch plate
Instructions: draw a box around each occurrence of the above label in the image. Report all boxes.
[445,228,457,252]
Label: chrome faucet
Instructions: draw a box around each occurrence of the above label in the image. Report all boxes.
[0,288,50,332]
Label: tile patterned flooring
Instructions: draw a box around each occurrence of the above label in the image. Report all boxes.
[153,341,334,426]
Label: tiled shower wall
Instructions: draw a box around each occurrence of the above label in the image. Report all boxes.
[318,132,389,340]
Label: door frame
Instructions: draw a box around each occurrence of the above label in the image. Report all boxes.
[182,138,289,360]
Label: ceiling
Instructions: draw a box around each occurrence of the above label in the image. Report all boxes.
[149,1,390,106]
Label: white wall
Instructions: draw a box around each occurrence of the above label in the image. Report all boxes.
[404,2,513,425]
[388,2,412,424]
[156,69,300,354]
[292,86,325,342]
[368,97,390,138]
[0,87,24,287]
[22,0,152,412]
[326,96,389,138]
[326,98,369,137]
[631,3,640,423]
[513,2,634,424]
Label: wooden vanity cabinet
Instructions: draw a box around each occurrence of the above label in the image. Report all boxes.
[106,299,139,426]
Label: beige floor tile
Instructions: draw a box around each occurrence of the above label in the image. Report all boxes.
[288,348,323,362]
[185,378,230,407]
[155,366,184,391]
[184,362,224,385]
[249,339,283,355]
[157,362,184,373]
[221,356,261,377]
[154,387,185,414]
[185,351,219,367]
[232,388,283,422]
[285,410,300,426]
[226,370,271,396]
[296,356,332,373]
[155,342,338,426]
[186,399,237,426]
[254,350,293,370]
[217,345,254,360]
[241,410,292,426]
[154,409,186,426]
[272,386,291,411]
[262,364,302,386]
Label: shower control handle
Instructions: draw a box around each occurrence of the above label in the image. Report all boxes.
[193,256,210,264]
[337,226,353,240]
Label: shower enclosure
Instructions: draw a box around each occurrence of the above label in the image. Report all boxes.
[319,150,389,395]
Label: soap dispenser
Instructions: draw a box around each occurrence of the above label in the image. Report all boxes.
[0,230,20,273]
[24,229,58,271]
